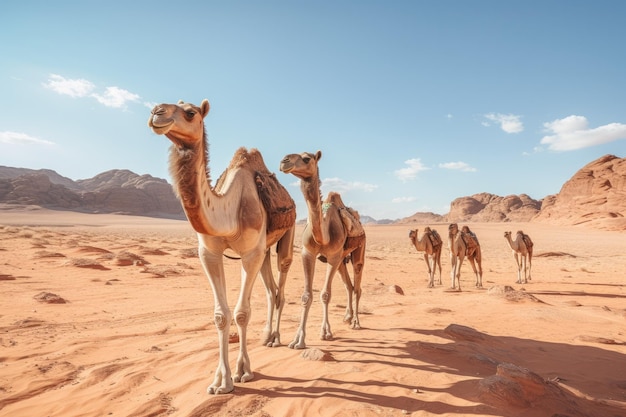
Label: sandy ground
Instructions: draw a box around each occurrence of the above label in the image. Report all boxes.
[1,208,625,417]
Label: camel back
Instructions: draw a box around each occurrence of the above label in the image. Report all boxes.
[325,192,365,238]
[460,226,480,256]
[517,230,534,249]
[222,147,296,235]
[255,171,296,235]
[424,227,442,248]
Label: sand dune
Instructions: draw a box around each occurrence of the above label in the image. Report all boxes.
[1,209,625,417]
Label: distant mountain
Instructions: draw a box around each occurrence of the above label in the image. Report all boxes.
[2,154,624,230]
[400,154,625,231]
[532,154,626,231]
[0,166,184,219]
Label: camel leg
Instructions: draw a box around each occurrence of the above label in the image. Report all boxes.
[258,252,277,347]
[289,248,317,350]
[436,248,443,285]
[449,252,457,289]
[468,257,482,288]
[232,246,265,385]
[349,241,365,330]
[455,254,465,292]
[319,257,342,340]
[522,255,528,284]
[425,253,434,288]
[337,261,354,325]
[198,245,234,395]
[514,253,522,284]
[528,251,532,281]
[260,227,294,347]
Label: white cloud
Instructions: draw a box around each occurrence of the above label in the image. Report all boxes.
[321,177,378,193]
[0,131,55,145]
[394,158,430,181]
[484,113,524,133]
[392,196,417,203]
[540,115,626,151]
[438,161,477,172]
[92,86,140,108]
[43,74,95,97]
[43,74,141,110]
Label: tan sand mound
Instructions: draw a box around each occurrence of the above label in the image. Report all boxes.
[33,292,67,304]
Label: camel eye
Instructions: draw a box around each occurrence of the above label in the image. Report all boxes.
[302,157,311,163]
[185,110,195,119]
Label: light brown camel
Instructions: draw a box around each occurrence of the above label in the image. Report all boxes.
[408,227,442,287]
[279,150,366,349]
[447,223,483,291]
[148,100,296,395]
[504,230,533,284]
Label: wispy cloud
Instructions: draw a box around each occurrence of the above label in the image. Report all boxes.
[0,131,55,146]
[540,115,626,151]
[321,177,378,193]
[43,74,141,109]
[483,113,524,133]
[394,158,430,181]
[42,74,95,98]
[92,86,140,108]
[438,161,477,172]
[392,196,417,203]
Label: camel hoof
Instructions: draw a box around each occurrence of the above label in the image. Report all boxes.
[288,341,306,350]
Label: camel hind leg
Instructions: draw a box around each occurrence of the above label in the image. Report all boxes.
[425,253,435,288]
[348,241,365,329]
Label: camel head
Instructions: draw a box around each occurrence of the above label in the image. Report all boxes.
[448,223,459,236]
[408,229,418,239]
[279,150,322,181]
[148,99,210,148]
[504,231,512,239]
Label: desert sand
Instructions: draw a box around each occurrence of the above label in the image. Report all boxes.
[1,208,625,417]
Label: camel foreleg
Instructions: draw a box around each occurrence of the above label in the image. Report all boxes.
[289,249,316,350]
[199,246,234,395]
[319,259,341,340]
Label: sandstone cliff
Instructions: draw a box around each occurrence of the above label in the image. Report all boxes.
[532,154,626,231]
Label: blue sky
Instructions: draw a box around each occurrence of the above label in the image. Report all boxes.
[1,1,625,220]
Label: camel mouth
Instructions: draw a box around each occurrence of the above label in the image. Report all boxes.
[149,118,174,135]
[279,163,293,174]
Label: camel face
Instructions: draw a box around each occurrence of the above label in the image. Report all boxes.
[279,151,322,180]
[148,100,210,147]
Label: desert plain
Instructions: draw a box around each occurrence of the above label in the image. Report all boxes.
[0,207,625,417]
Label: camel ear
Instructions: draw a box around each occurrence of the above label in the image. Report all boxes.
[200,99,210,118]
[315,150,322,161]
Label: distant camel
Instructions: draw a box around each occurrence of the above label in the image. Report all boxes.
[447,223,483,291]
[504,230,533,284]
[408,227,443,287]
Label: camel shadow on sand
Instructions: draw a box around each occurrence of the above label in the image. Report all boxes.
[186,323,626,417]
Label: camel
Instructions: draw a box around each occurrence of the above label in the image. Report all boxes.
[504,230,533,284]
[148,100,296,395]
[279,150,366,349]
[447,223,483,291]
[408,227,443,287]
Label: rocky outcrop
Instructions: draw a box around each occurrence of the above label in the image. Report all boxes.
[532,154,626,230]
[0,167,184,219]
[446,193,541,223]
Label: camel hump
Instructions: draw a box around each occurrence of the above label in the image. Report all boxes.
[428,228,442,247]
[518,231,534,248]
[254,169,296,237]
[324,192,364,237]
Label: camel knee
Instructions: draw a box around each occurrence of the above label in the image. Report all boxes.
[353,263,364,276]
[320,291,330,304]
[235,311,250,327]
[300,292,313,307]
[279,258,292,273]
[214,313,230,330]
